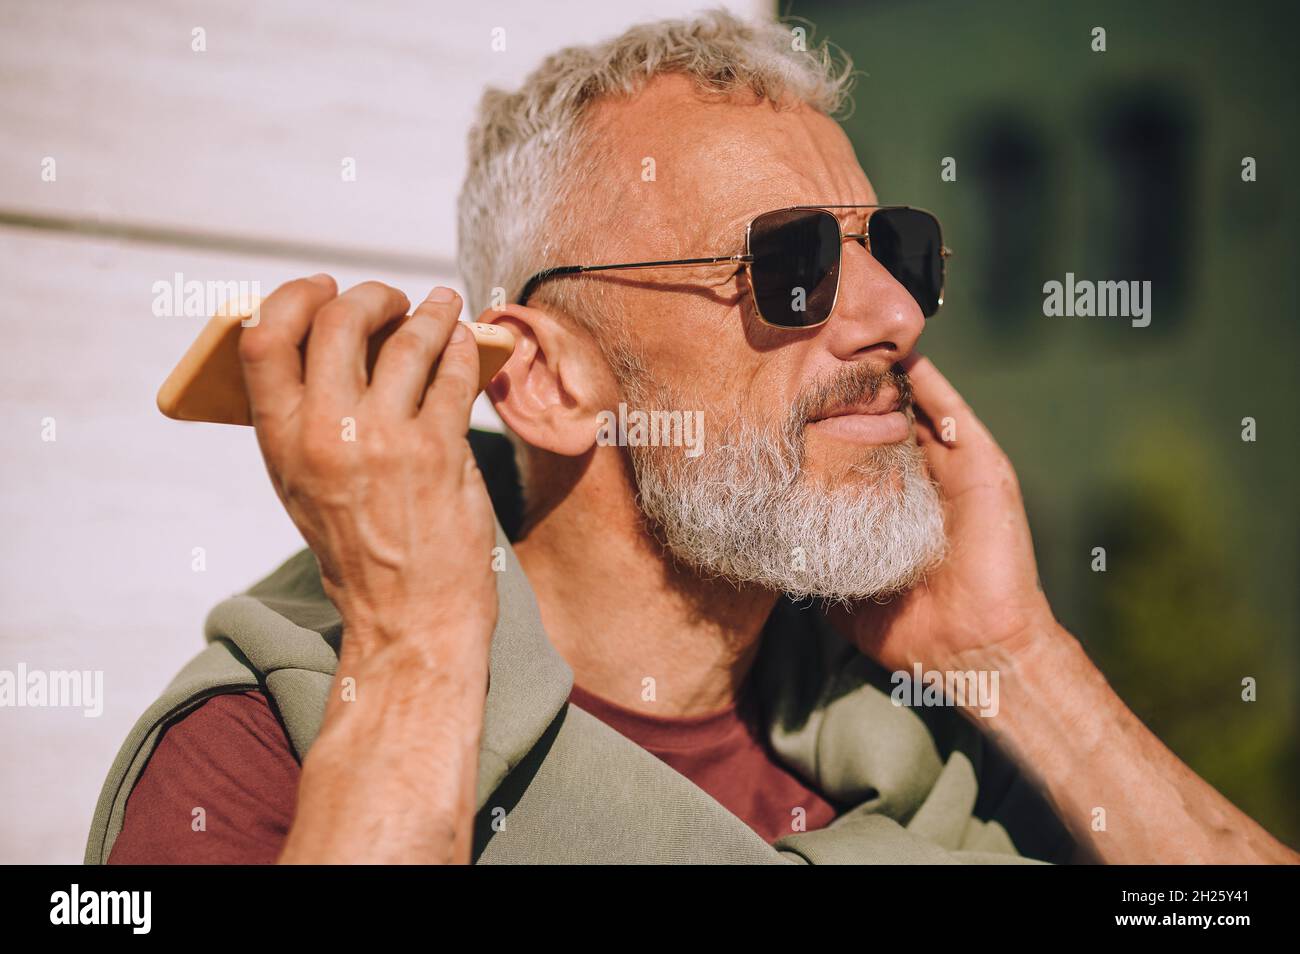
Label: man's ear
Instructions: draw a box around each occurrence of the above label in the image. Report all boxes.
[476,303,610,457]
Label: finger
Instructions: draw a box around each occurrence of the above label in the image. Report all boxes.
[903,355,1020,503]
[901,353,995,450]
[420,317,481,442]
[238,274,337,420]
[304,281,411,402]
[909,405,942,448]
[370,287,463,414]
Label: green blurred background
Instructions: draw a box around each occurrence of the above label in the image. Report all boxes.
[788,0,1298,844]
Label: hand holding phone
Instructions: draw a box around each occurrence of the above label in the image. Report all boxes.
[156,294,515,426]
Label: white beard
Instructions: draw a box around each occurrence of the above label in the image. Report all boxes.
[622,375,947,604]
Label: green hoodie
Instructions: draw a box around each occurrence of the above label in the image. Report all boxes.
[86,432,1074,865]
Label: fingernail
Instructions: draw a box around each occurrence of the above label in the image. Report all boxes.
[307,272,333,286]
[427,286,456,303]
[451,322,468,342]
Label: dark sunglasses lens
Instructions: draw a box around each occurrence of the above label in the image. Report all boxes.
[748,209,840,327]
[868,208,943,317]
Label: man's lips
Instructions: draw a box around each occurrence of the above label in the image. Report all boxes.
[810,390,902,420]
[806,390,909,443]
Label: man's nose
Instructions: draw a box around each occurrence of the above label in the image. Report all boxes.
[819,239,926,364]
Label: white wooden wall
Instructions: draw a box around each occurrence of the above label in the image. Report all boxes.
[0,0,767,863]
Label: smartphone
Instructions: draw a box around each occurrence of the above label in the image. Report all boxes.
[156,298,516,426]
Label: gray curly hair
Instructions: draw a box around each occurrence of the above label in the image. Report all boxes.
[455,9,855,332]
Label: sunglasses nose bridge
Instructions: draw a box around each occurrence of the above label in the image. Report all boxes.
[839,231,870,268]
[836,229,871,277]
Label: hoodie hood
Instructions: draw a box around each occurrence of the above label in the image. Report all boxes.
[231,507,572,814]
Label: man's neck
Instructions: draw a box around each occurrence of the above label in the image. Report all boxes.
[512,486,778,718]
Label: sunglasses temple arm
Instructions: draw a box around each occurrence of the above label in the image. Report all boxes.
[518,255,753,304]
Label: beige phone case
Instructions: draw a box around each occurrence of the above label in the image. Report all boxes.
[156,297,515,426]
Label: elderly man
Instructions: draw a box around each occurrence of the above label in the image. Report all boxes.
[88,11,1296,865]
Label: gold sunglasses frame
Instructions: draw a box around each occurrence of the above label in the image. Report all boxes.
[515,204,952,329]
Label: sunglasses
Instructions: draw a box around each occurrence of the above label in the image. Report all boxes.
[516,205,950,328]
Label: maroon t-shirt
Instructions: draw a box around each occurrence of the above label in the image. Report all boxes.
[107,682,839,863]
[106,691,297,865]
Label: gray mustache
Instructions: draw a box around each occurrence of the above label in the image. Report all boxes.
[795,364,913,426]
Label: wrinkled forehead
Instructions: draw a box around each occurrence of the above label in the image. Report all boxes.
[579,75,877,258]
